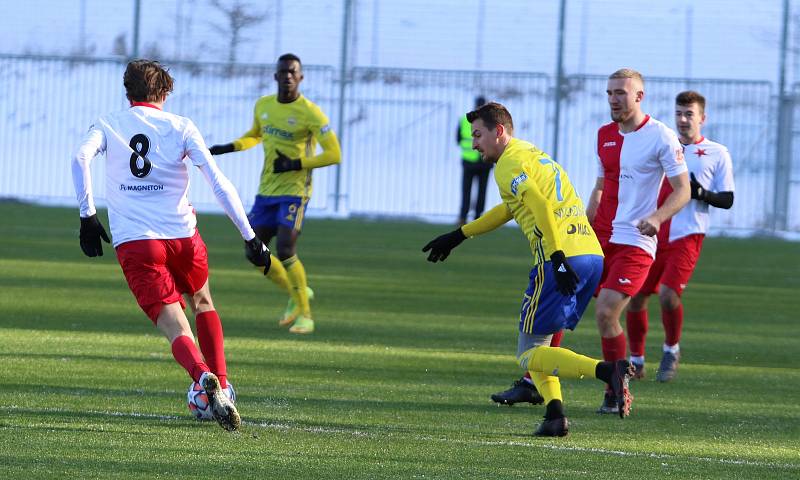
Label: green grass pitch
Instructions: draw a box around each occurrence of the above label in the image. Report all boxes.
[1,202,798,479]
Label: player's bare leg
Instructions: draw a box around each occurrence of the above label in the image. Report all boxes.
[595,288,632,414]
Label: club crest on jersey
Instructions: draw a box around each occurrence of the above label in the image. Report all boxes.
[287,116,297,126]
[260,113,269,121]
[510,172,528,195]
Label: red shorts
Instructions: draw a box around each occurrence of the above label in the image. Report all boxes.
[116,231,209,323]
[638,234,704,296]
[598,243,654,296]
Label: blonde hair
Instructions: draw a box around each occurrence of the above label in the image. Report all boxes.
[609,68,645,89]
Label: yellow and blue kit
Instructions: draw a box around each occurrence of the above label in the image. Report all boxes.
[462,138,603,335]
[232,94,340,230]
[233,94,341,199]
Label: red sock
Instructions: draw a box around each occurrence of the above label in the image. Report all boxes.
[626,310,649,357]
[196,311,227,388]
[550,330,564,347]
[662,304,684,347]
[171,335,209,382]
[601,333,627,362]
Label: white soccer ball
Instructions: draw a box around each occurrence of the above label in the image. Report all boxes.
[187,380,236,420]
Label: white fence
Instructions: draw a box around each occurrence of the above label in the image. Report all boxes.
[1,55,797,234]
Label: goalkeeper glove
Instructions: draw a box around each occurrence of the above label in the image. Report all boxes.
[273,149,302,173]
[550,250,579,296]
[422,228,466,262]
[79,214,111,257]
[689,172,707,202]
[209,143,235,155]
[244,236,272,274]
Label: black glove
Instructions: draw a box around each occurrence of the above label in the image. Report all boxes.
[209,143,235,155]
[550,250,579,296]
[689,172,707,201]
[244,237,272,274]
[273,149,302,173]
[79,214,111,257]
[422,228,467,262]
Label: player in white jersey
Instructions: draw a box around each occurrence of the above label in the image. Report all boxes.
[586,69,690,414]
[71,60,271,432]
[625,91,734,382]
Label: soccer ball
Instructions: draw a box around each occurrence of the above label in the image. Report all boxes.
[187,380,236,420]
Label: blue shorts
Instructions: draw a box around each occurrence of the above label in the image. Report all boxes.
[248,195,308,231]
[519,254,603,335]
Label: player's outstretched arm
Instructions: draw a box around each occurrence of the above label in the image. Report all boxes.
[209,143,235,155]
[422,229,467,263]
[462,203,513,238]
[209,114,262,155]
[690,173,734,209]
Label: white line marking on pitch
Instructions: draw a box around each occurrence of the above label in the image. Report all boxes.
[5,406,796,470]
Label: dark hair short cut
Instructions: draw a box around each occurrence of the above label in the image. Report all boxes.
[123,59,174,103]
[466,102,514,133]
[675,90,706,114]
[278,53,302,66]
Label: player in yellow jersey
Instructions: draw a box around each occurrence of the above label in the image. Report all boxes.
[210,54,341,334]
[423,103,634,436]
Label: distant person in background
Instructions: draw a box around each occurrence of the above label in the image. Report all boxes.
[625,91,734,382]
[209,53,342,335]
[424,102,633,437]
[457,96,493,226]
[586,68,690,414]
[71,59,272,431]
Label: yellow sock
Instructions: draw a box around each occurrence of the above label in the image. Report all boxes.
[265,255,290,293]
[529,372,563,403]
[282,255,311,317]
[530,346,600,380]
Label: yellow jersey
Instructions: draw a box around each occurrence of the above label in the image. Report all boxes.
[494,138,603,265]
[233,94,336,198]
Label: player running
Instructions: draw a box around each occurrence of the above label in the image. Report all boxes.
[586,69,690,414]
[423,102,634,437]
[71,59,270,431]
[625,90,735,382]
[209,53,342,334]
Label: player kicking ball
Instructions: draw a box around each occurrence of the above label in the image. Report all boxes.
[72,60,271,431]
[423,102,634,436]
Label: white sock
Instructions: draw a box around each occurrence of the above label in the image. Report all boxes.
[630,355,645,365]
[663,343,680,354]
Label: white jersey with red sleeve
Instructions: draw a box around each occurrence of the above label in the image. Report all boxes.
[666,137,734,242]
[607,115,687,257]
[72,105,254,247]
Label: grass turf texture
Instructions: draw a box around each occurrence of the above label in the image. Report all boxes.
[1,202,798,479]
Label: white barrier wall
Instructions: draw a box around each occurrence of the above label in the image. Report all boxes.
[1,57,797,233]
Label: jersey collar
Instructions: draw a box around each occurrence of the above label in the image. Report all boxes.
[130,102,162,110]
